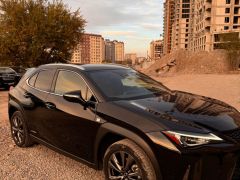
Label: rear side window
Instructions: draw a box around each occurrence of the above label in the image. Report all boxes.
[54,70,87,98]
[28,73,38,87]
[34,70,55,92]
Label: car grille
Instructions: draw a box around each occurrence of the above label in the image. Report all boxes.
[2,74,15,81]
[226,129,240,141]
[232,156,240,180]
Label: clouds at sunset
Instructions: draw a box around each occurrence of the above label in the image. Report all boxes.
[64,0,164,56]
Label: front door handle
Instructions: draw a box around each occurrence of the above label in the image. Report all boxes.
[45,102,56,110]
[24,92,32,98]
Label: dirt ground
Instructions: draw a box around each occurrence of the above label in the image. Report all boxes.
[152,74,240,110]
[0,74,239,179]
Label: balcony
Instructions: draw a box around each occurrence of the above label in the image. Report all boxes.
[205,3,212,11]
[205,11,211,20]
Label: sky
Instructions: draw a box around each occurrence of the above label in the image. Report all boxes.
[63,0,164,57]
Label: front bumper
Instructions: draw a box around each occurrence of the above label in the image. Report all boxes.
[0,78,17,87]
[154,143,240,180]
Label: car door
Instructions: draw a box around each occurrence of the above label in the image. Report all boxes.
[23,69,56,137]
[42,69,99,162]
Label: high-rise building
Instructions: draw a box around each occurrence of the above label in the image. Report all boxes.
[105,39,115,63]
[113,40,125,63]
[171,0,193,51]
[71,33,104,64]
[150,40,164,60]
[125,53,137,64]
[163,0,240,54]
[190,0,240,51]
[104,40,125,63]
[163,0,175,54]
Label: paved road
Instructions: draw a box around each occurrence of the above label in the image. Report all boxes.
[0,90,104,180]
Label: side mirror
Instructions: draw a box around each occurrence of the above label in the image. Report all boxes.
[63,90,86,105]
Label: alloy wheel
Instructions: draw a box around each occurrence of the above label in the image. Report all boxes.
[108,151,142,180]
[11,115,24,145]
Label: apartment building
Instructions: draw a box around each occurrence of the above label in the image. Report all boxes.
[190,0,240,51]
[113,40,125,63]
[104,40,125,63]
[163,0,175,54]
[71,33,104,64]
[163,0,240,53]
[125,53,137,64]
[150,40,164,60]
[171,0,193,51]
[105,39,115,63]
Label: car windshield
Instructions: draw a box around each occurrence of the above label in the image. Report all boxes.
[0,67,16,73]
[88,69,170,101]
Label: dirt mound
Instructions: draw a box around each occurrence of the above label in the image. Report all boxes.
[143,50,231,75]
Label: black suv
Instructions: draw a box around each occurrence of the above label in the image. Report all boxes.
[0,67,20,89]
[8,64,240,180]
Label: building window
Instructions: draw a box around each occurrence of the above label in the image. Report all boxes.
[225,17,230,23]
[234,16,239,24]
[226,0,231,4]
[224,26,229,30]
[225,8,230,13]
[234,7,239,14]
[182,14,190,18]
[182,4,190,8]
[182,9,190,13]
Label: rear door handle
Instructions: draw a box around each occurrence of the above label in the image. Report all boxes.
[45,102,56,110]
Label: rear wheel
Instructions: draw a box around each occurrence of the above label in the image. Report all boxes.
[103,139,157,180]
[10,111,33,147]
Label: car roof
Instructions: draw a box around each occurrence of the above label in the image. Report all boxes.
[39,63,130,71]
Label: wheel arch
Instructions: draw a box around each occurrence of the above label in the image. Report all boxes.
[94,123,162,180]
[8,99,24,121]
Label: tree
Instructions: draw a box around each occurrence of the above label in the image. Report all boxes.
[0,0,86,67]
[217,32,240,70]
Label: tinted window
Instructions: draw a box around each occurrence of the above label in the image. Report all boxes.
[88,69,170,100]
[29,73,38,86]
[54,71,89,100]
[0,67,16,73]
[35,70,55,91]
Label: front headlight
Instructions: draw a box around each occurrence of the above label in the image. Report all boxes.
[163,131,223,147]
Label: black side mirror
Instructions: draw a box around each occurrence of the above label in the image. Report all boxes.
[63,90,86,105]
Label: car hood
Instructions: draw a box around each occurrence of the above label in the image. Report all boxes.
[108,91,240,133]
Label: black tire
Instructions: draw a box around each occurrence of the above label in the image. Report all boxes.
[103,139,157,180]
[10,111,34,147]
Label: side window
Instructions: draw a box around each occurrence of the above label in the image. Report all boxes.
[28,73,38,87]
[54,71,89,100]
[35,70,55,91]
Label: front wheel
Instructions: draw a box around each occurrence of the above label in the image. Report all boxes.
[103,139,157,180]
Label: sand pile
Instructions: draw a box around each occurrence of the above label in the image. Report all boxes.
[143,50,231,75]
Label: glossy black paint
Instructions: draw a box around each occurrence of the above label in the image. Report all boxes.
[8,64,240,180]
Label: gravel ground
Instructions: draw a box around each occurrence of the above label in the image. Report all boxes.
[0,91,104,179]
[0,74,239,179]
